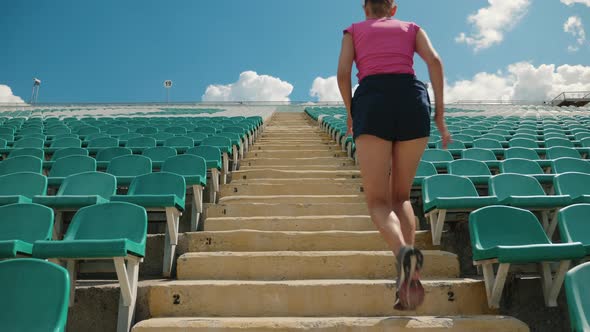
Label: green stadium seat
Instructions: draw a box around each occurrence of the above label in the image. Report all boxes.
[481,133,506,142]
[564,262,590,332]
[545,137,575,148]
[473,138,504,154]
[7,147,44,160]
[0,203,53,258]
[0,127,15,136]
[110,172,185,277]
[186,132,210,145]
[0,172,47,206]
[194,126,218,136]
[142,146,177,168]
[0,259,69,331]
[461,148,499,168]
[558,204,590,256]
[202,136,232,184]
[0,156,43,176]
[136,127,158,135]
[125,136,156,153]
[107,155,152,186]
[106,126,130,137]
[164,136,194,152]
[50,147,89,161]
[33,202,146,332]
[164,126,188,136]
[489,173,571,236]
[87,137,119,150]
[469,205,585,308]
[509,138,539,149]
[413,161,437,187]
[499,158,554,184]
[554,172,590,204]
[13,137,44,149]
[447,159,491,185]
[50,137,82,149]
[552,158,590,174]
[47,155,96,187]
[162,154,207,231]
[75,126,101,137]
[186,146,222,202]
[421,149,453,170]
[546,147,582,160]
[504,147,540,160]
[422,174,498,245]
[118,133,143,142]
[451,134,474,145]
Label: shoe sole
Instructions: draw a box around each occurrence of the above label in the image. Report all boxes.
[397,248,425,310]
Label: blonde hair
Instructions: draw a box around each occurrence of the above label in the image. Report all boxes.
[365,0,395,17]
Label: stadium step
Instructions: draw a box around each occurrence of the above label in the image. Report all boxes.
[185,230,438,252]
[133,316,529,332]
[218,195,366,204]
[204,215,374,231]
[205,202,369,217]
[220,182,363,196]
[145,279,494,317]
[231,169,361,180]
[240,157,355,166]
[176,250,459,280]
[246,150,349,158]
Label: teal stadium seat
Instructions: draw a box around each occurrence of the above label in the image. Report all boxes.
[0,259,69,332]
[558,204,590,256]
[565,262,590,332]
[13,137,44,149]
[447,159,491,185]
[499,158,553,184]
[422,174,498,245]
[0,203,53,258]
[142,146,177,168]
[0,172,47,205]
[33,202,146,332]
[554,172,590,204]
[546,147,582,160]
[8,147,44,160]
[110,172,185,277]
[107,155,152,187]
[413,160,437,187]
[47,155,96,187]
[0,156,43,176]
[552,158,590,174]
[469,205,585,308]
[51,147,89,161]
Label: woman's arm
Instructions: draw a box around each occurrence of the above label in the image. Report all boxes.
[337,33,355,136]
[415,28,451,148]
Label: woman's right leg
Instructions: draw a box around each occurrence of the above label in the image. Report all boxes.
[355,134,405,256]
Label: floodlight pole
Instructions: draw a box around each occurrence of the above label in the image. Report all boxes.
[164,80,173,104]
[30,78,41,104]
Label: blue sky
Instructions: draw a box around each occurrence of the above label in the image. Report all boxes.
[0,0,589,103]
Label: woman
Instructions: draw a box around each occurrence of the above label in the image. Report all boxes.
[337,0,451,310]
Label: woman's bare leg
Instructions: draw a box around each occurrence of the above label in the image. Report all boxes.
[389,137,429,246]
[355,134,405,256]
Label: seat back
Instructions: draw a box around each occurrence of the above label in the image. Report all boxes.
[95,147,132,162]
[136,127,158,135]
[500,158,543,175]
[448,159,491,176]
[164,126,188,135]
[508,138,538,149]
[558,204,590,246]
[50,137,82,148]
[554,172,590,198]
[128,172,186,201]
[461,148,497,161]
[194,126,217,135]
[202,136,232,153]
[504,147,539,160]
[87,137,119,148]
[451,134,474,144]
[0,203,53,242]
[565,262,590,332]
[0,156,43,176]
[473,138,502,149]
[142,146,177,162]
[469,206,552,258]
[0,259,69,332]
[436,140,465,150]
[105,126,129,136]
[552,158,590,174]
[0,172,47,198]
[164,136,194,148]
[64,202,147,247]
[48,155,96,178]
[107,155,152,178]
[76,126,100,136]
[13,137,44,149]
[8,148,44,160]
[423,174,479,202]
[546,147,581,160]
[489,173,545,200]
[51,147,89,161]
[162,154,207,178]
[416,161,437,177]
[421,149,453,162]
[545,137,574,148]
[126,136,156,148]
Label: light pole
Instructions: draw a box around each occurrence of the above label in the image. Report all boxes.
[30,78,41,104]
[164,80,173,103]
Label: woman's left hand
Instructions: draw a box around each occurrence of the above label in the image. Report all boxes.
[347,117,353,136]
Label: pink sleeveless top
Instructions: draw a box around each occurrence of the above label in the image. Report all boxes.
[344,18,420,82]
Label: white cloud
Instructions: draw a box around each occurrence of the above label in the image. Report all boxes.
[0,85,25,104]
[309,76,358,102]
[438,62,590,102]
[561,0,590,6]
[456,0,531,52]
[201,71,293,102]
[564,16,587,52]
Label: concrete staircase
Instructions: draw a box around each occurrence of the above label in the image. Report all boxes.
[132,112,528,331]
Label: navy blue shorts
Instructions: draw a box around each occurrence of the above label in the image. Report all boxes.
[351,74,432,142]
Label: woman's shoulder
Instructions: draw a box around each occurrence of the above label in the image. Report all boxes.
[393,19,421,30]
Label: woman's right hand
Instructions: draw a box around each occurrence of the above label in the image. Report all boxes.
[435,113,452,149]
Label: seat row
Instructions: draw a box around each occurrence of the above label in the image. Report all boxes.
[0,202,147,332]
[422,172,590,245]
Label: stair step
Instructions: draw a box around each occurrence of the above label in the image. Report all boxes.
[132,316,529,332]
[186,230,437,252]
[251,145,340,151]
[240,157,354,166]
[176,250,459,280]
[220,183,363,197]
[231,169,361,180]
[206,203,368,217]
[246,150,348,158]
[204,216,373,231]
[146,279,494,317]
[218,195,365,204]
